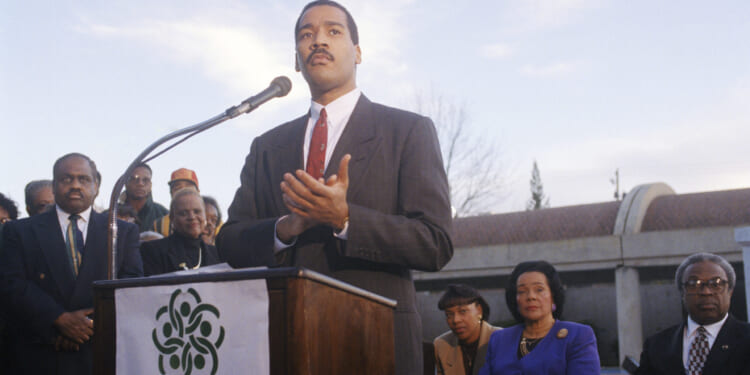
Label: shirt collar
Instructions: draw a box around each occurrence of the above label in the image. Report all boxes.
[687,313,728,339]
[56,204,93,224]
[310,87,361,122]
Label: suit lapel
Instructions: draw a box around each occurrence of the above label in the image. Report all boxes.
[270,115,307,213]
[326,95,379,201]
[668,322,687,375]
[34,210,76,302]
[702,316,738,374]
[442,333,461,375]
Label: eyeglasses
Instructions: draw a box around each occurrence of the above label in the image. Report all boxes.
[128,176,151,184]
[683,278,728,293]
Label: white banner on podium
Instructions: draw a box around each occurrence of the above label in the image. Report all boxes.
[115,278,269,375]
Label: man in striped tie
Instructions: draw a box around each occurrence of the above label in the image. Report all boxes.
[0,153,143,375]
[636,253,750,374]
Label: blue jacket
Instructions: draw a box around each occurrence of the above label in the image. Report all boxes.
[479,320,600,375]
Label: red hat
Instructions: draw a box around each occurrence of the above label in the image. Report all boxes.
[168,168,199,190]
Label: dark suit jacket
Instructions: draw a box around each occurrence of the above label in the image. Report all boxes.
[636,315,750,375]
[0,209,143,375]
[217,94,454,375]
[478,321,600,375]
[140,234,220,276]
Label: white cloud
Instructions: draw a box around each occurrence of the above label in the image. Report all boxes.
[520,61,580,77]
[480,43,514,60]
[504,0,605,32]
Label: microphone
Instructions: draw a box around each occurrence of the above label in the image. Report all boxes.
[227,76,293,118]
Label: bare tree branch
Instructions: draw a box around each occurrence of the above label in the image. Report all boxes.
[412,88,507,217]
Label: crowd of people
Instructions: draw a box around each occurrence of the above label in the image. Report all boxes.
[0,155,227,374]
[3,1,749,374]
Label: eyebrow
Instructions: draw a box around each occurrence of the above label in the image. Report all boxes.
[518,282,546,287]
[298,20,346,32]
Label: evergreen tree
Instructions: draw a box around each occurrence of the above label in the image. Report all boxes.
[527,160,550,210]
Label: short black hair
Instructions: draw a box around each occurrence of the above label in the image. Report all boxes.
[202,195,222,223]
[131,162,152,175]
[53,153,100,185]
[0,193,19,220]
[505,260,565,323]
[295,0,359,45]
[116,203,138,220]
[24,179,53,208]
[438,284,491,321]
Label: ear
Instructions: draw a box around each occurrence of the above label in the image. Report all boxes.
[355,45,362,65]
[295,52,301,72]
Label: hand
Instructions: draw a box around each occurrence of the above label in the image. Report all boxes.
[53,308,94,344]
[55,335,80,352]
[275,213,317,243]
[280,154,350,230]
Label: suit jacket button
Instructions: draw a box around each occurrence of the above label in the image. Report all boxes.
[39,273,45,280]
[722,344,729,350]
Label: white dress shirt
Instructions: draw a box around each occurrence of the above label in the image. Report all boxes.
[56,204,92,246]
[682,313,728,370]
[273,88,361,251]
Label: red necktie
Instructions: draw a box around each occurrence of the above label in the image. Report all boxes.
[306,108,327,179]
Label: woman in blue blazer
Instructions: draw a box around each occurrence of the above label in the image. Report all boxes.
[479,261,600,375]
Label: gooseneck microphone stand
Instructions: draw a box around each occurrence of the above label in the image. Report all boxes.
[105,76,292,280]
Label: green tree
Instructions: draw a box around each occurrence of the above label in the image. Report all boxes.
[527,160,549,210]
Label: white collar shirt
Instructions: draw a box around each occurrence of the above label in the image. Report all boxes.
[273,88,360,251]
[682,313,728,369]
[303,87,361,171]
[56,205,92,246]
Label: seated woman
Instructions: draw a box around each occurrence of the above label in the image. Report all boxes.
[479,261,600,375]
[140,189,220,276]
[434,284,501,375]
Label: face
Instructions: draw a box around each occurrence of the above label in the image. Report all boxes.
[0,207,10,224]
[170,180,197,196]
[201,203,219,244]
[171,194,206,239]
[682,261,732,325]
[53,156,99,215]
[125,166,152,200]
[28,186,54,216]
[295,5,361,102]
[444,302,483,344]
[516,271,555,324]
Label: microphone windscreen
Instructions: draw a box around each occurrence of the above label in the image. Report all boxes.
[272,76,292,97]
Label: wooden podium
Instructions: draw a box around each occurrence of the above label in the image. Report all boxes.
[92,267,396,374]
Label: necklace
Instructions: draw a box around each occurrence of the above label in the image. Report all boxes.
[519,336,542,357]
[178,247,203,270]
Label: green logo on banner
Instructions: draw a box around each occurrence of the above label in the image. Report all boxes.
[152,288,225,375]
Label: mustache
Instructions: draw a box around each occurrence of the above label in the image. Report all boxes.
[307,48,334,64]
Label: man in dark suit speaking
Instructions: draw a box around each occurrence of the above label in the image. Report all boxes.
[0,153,143,375]
[216,1,453,373]
[636,252,750,375]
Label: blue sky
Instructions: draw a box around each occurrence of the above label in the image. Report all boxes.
[2,0,749,218]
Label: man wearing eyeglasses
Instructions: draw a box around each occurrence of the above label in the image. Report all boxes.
[636,252,750,375]
[121,162,168,232]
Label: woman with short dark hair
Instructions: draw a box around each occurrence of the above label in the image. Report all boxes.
[434,284,500,375]
[479,261,600,374]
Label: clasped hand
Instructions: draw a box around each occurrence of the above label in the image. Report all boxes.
[53,308,94,351]
[278,154,350,239]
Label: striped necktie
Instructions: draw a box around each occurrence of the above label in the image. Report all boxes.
[65,214,84,276]
[688,326,709,375]
[306,108,327,179]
